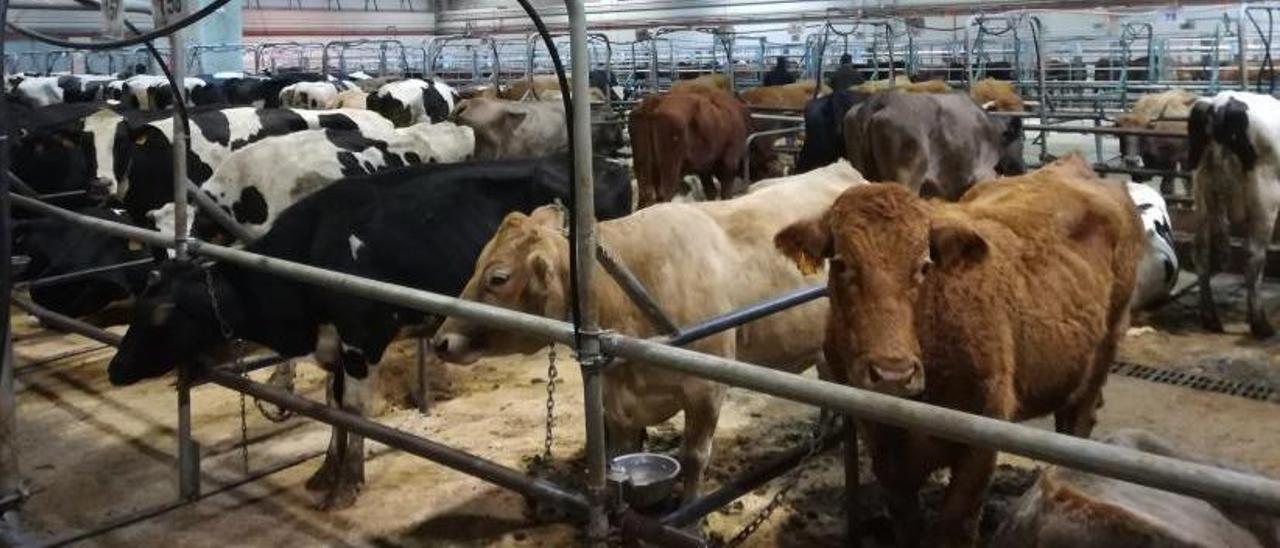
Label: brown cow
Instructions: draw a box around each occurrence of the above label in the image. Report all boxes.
[844,90,1026,200]
[992,429,1280,548]
[629,89,776,208]
[433,160,867,502]
[775,157,1143,547]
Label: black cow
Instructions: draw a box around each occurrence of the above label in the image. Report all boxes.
[14,206,154,318]
[7,102,116,204]
[796,89,869,173]
[107,153,633,509]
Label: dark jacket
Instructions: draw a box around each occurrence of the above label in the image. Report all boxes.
[763,67,797,87]
[830,63,864,91]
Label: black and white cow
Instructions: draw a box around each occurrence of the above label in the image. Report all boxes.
[7,102,117,202]
[366,78,458,127]
[120,75,221,110]
[1188,91,1280,338]
[89,106,393,222]
[1127,182,1179,311]
[153,121,476,240]
[8,75,119,107]
[278,79,360,110]
[107,154,634,509]
[14,206,154,318]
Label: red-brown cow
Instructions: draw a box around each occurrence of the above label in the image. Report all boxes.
[629,88,775,208]
[775,157,1143,548]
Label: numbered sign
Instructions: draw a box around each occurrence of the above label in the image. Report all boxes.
[100,0,125,38]
[150,0,189,28]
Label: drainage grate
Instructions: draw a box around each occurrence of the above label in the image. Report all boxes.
[1110,361,1277,403]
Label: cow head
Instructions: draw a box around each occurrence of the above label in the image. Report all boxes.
[451,98,531,160]
[432,206,569,364]
[10,127,96,197]
[776,184,984,397]
[1115,112,1150,176]
[108,261,236,385]
[982,103,1026,176]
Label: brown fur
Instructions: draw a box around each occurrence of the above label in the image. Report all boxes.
[434,162,868,502]
[993,430,1280,548]
[670,73,731,94]
[1115,90,1197,192]
[775,161,1143,547]
[740,80,830,110]
[855,75,952,95]
[629,89,775,207]
[500,74,606,103]
[970,78,1025,111]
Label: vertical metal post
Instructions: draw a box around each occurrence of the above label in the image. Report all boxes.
[1033,17,1049,163]
[416,337,430,415]
[843,421,860,544]
[1239,7,1250,90]
[566,1,607,545]
[169,17,199,502]
[0,0,22,530]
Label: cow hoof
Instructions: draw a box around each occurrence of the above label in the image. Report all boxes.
[304,462,338,492]
[255,399,294,422]
[316,483,362,511]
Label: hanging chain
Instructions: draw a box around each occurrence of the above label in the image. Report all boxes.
[724,414,830,548]
[205,267,250,475]
[541,344,559,462]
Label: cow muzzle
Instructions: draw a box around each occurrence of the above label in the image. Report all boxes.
[859,355,925,398]
[431,332,480,365]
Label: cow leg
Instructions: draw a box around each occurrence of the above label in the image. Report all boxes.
[678,387,723,503]
[605,417,646,457]
[697,173,718,202]
[872,445,926,548]
[1195,197,1226,332]
[936,447,997,548]
[1244,187,1280,338]
[317,350,371,510]
[304,369,342,493]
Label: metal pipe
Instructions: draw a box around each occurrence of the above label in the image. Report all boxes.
[599,333,1280,514]
[1020,124,1185,138]
[666,285,826,347]
[16,194,1280,516]
[171,32,189,261]
[565,1,608,544]
[742,125,804,182]
[17,258,154,291]
[9,192,579,347]
[618,510,709,548]
[661,422,844,527]
[0,0,20,529]
[595,243,678,335]
[203,368,591,513]
[10,295,121,346]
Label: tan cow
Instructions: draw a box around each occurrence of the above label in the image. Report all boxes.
[993,429,1280,548]
[669,73,731,94]
[740,79,830,110]
[432,160,867,501]
[1116,89,1197,194]
[775,157,1143,547]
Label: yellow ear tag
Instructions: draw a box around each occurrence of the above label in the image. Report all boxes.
[127,240,143,251]
[796,254,822,276]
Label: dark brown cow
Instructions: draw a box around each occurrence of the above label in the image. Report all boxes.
[629,89,775,208]
[775,157,1143,547]
[843,91,1026,201]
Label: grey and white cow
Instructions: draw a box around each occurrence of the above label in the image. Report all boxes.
[366,78,458,127]
[152,122,475,240]
[119,75,215,110]
[1188,91,1280,338]
[451,97,625,160]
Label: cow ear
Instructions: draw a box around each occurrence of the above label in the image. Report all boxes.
[504,110,529,129]
[527,251,553,293]
[529,205,565,231]
[929,221,987,268]
[775,216,832,276]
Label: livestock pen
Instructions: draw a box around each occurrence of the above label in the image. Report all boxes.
[4,2,1280,547]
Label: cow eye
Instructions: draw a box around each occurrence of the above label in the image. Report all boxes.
[487,270,510,288]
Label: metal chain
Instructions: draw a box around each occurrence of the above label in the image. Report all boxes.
[724,415,829,548]
[542,344,559,461]
[205,267,249,475]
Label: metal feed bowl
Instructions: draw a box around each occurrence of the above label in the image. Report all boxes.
[610,453,681,509]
